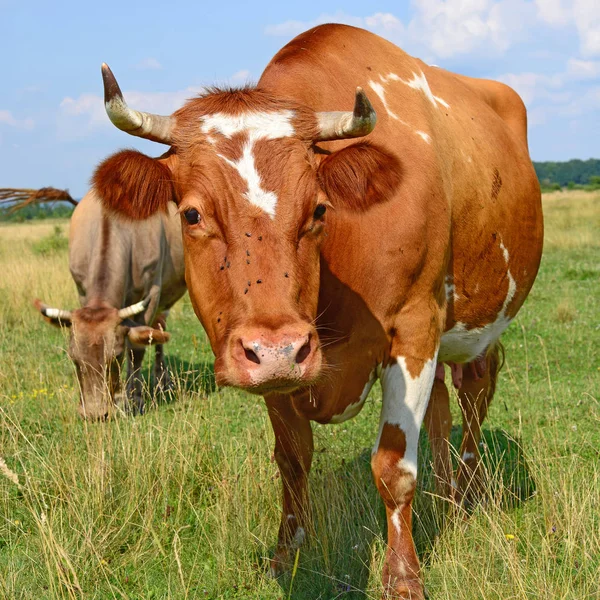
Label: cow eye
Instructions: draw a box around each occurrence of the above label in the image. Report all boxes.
[183,208,201,225]
[313,204,327,220]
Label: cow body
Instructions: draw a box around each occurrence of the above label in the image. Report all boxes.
[95,24,543,598]
[38,189,186,419]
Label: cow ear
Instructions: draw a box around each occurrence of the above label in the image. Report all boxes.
[127,326,170,347]
[317,142,402,211]
[92,149,175,220]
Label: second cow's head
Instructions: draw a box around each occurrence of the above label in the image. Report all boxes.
[94,65,401,395]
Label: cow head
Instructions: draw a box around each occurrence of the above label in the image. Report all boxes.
[34,299,169,420]
[93,65,400,395]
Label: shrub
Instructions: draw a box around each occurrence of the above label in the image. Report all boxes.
[32,225,69,256]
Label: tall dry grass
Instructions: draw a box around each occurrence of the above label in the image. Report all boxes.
[542,190,600,250]
[1,193,599,599]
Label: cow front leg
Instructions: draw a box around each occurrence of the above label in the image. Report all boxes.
[374,354,437,599]
[153,343,173,393]
[126,346,146,415]
[265,393,314,577]
[152,312,172,393]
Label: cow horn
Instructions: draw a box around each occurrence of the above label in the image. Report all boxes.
[118,300,148,320]
[101,63,174,145]
[315,87,377,141]
[39,305,72,322]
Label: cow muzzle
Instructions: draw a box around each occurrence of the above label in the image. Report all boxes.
[223,325,322,394]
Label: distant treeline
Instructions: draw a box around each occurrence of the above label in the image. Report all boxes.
[533,158,600,192]
[0,201,75,223]
[2,158,599,222]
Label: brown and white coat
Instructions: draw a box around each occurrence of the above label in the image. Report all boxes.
[93,24,543,599]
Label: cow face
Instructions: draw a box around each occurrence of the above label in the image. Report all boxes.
[94,71,400,395]
[178,134,325,395]
[68,307,126,420]
[35,300,169,420]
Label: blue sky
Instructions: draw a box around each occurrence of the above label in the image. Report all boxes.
[1,0,598,197]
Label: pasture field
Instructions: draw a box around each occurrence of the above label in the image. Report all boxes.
[0,191,599,599]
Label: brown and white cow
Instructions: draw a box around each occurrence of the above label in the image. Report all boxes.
[93,24,543,598]
[36,189,186,420]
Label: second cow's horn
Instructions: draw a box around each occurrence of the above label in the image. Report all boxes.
[118,300,148,320]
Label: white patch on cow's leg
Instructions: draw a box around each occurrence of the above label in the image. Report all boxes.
[391,507,403,535]
[445,274,460,303]
[462,452,475,462]
[329,367,378,424]
[374,355,438,477]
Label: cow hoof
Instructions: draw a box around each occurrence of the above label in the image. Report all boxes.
[382,577,424,600]
[155,374,174,393]
[382,586,424,600]
[268,547,292,579]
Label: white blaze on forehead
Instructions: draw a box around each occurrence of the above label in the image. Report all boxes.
[219,144,279,218]
[201,110,295,139]
[374,355,437,479]
[201,110,296,218]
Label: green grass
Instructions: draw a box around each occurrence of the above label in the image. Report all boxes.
[0,192,599,599]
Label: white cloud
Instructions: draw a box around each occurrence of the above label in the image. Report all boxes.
[496,62,599,133]
[405,0,534,58]
[573,0,600,56]
[567,58,600,79]
[560,85,600,116]
[229,70,252,85]
[265,11,402,40]
[136,57,162,70]
[0,110,34,130]
[265,3,536,59]
[265,2,599,61]
[535,0,570,26]
[496,72,564,105]
[535,0,600,57]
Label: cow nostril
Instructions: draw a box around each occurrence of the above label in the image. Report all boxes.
[243,346,261,365]
[295,338,312,364]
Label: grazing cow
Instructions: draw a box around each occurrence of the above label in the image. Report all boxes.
[36,189,186,420]
[93,24,543,598]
